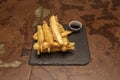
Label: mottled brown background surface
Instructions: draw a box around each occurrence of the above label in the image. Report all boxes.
[0,0,120,80]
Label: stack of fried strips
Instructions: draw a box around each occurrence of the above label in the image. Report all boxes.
[33,15,75,55]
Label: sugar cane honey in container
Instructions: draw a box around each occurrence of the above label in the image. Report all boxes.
[69,21,82,32]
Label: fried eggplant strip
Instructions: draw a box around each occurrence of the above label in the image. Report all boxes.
[37,25,44,53]
[61,31,72,37]
[33,42,39,50]
[50,15,63,45]
[33,32,38,40]
[43,21,54,46]
[57,22,65,32]
[62,37,68,46]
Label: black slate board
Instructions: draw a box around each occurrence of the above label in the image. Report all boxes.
[29,25,90,66]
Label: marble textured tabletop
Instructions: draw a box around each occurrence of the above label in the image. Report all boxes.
[0,0,120,80]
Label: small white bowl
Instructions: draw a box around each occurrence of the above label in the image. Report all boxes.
[69,21,82,32]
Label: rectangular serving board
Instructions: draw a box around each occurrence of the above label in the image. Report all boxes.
[29,25,90,66]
